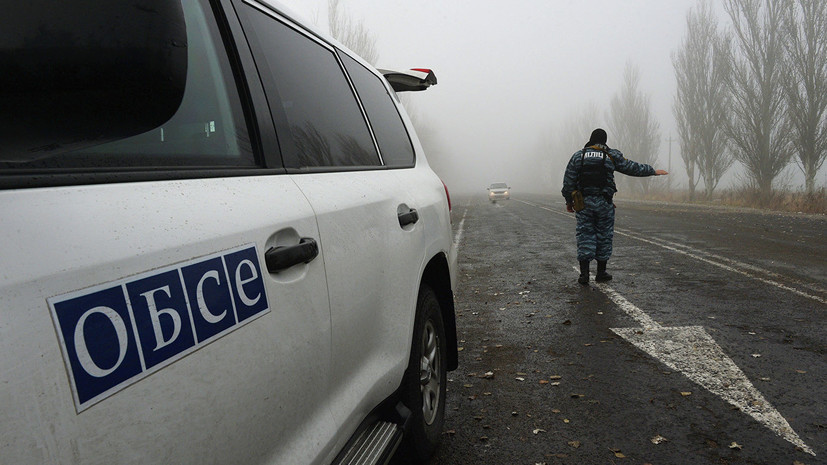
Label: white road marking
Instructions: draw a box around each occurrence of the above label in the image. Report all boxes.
[515,199,559,215]
[612,324,815,456]
[518,198,826,305]
[613,229,827,305]
[587,274,816,456]
[453,206,468,246]
[571,266,660,329]
[594,280,661,329]
[531,199,820,453]
[503,200,818,454]
[618,230,827,295]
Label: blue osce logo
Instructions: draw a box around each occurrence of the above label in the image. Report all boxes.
[49,244,269,412]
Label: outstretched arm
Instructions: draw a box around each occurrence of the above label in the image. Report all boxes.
[611,149,668,177]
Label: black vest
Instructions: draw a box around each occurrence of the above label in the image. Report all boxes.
[578,150,607,195]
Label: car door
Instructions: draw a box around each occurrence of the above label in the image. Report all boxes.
[0,1,336,463]
[233,1,432,437]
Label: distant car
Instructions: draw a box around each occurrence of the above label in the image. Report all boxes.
[487,182,511,202]
[0,1,458,464]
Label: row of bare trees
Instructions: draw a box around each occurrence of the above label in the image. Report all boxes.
[674,0,827,200]
[673,2,731,199]
[327,0,824,200]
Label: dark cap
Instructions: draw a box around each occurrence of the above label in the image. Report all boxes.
[588,128,607,145]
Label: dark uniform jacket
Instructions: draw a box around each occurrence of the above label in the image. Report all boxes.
[561,143,655,204]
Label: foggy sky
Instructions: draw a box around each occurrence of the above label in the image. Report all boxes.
[287,0,822,196]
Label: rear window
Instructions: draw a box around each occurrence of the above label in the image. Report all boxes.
[239,6,380,170]
[339,52,415,168]
[0,0,256,174]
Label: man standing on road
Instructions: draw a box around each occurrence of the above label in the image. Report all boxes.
[561,128,668,285]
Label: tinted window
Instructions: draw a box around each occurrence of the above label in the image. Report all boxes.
[339,53,415,167]
[0,0,255,172]
[241,9,380,169]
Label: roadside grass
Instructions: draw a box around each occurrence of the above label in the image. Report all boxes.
[618,187,827,215]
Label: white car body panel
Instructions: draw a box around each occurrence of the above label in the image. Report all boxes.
[291,162,453,462]
[288,167,421,428]
[1,0,456,462]
[0,177,338,465]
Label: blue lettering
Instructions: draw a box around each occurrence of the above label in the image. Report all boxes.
[225,247,268,322]
[182,257,235,343]
[52,285,142,405]
[126,270,195,369]
[48,244,269,411]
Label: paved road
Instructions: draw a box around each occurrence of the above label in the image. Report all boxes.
[394,194,825,465]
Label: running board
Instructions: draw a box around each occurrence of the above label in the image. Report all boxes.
[333,421,403,465]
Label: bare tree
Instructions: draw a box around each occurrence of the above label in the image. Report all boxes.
[673,1,733,200]
[783,0,827,194]
[558,103,602,155]
[541,103,602,194]
[328,0,379,66]
[607,63,661,195]
[723,0,791,200]
[673,90,701,198]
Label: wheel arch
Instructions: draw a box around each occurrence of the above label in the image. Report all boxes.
[420,253,458,371]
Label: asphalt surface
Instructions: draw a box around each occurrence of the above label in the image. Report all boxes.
[392,194,825,465]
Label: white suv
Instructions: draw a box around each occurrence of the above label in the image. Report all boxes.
[0,1,457,464]
[487,182,511,202]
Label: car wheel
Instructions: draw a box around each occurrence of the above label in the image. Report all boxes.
[400,284,447,460]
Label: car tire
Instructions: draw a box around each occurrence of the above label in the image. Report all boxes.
[400,283,447,460]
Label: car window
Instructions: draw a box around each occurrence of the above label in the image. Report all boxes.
[339,52,415,168]
[0,0,256,174]
[239,6,380,169]
[491,183,508,189]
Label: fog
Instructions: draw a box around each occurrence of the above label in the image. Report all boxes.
[287,0,824,198]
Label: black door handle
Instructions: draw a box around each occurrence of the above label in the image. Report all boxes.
[398,208,419,227]
[265,238,319,273]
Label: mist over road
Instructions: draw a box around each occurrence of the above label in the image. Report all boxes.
[395,194,825,464]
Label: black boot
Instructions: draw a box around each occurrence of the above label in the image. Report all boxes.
[578,260,590,285]
[596,260,612,282]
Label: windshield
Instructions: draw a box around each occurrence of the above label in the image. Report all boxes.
[490,183,508,189]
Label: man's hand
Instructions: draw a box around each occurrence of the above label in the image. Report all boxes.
[566,203,575,213]
[655,169,669,175]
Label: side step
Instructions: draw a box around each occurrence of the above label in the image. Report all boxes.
[333,421,403,465]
